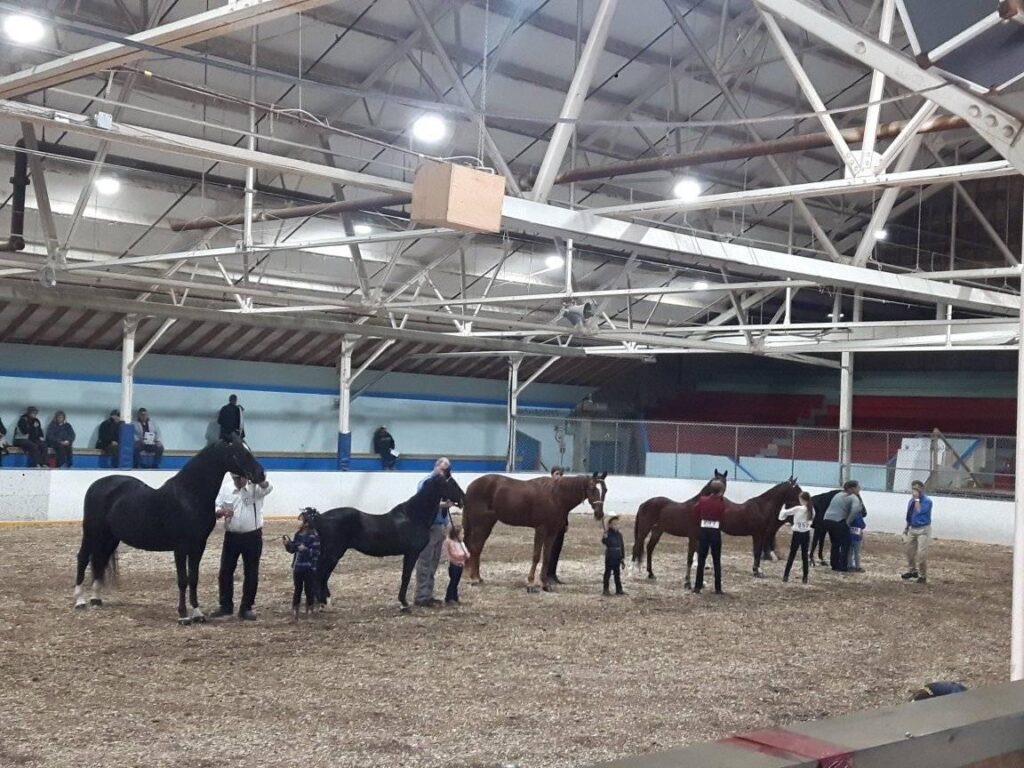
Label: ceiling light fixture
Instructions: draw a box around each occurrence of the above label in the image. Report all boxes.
[692,280,709,290]
[412,113,448,144]
[3,14,46,44]
[672,177,702,202]
[353,224,372,235]
[875,229,889,240]
[545,254,565,269]
[94,176,121,196]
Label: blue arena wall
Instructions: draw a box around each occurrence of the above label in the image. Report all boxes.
[0,343,589,469]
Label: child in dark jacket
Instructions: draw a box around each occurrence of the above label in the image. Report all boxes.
[602,512,626,596]
[283,508,321,621]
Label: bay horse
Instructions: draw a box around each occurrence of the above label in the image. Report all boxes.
[73,435,266,624]
[631,469,728,579]
[462,471,607,591]
[314,470,465,609]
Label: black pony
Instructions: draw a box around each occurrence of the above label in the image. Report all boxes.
[809,489,843,566]
[73,435,265,624]
[315,470,465,609]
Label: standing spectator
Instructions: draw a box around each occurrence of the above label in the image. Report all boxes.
[414,457,454,607]
[693,479,727,594]
[601,511,626,596]
[212,472,274,621]
[217,394,245,441]
[133,408,164,468]
[373,425,397,470]
[848,504,866,573]
[546,466,568,584]
[822,480,864,572]
[779,491,814,584]
[443,524,469,605]
[283,508,321,622]
[45,410,76,468]
[96,410,121,467]
[903,480,932,584]
[13,406,46,468]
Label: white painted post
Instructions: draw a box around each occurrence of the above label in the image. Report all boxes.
[338,336,354,471]
[1012,226,1024,679]
[506,355,522,471]
[118,316,137,469]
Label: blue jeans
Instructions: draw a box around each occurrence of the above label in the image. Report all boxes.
[848,538,862,570]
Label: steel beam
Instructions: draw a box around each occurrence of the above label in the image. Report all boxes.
[0,0,339,99]
[530,0,619,202]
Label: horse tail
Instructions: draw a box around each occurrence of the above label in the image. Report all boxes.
[632,500,654,564]
[91,542,120,585]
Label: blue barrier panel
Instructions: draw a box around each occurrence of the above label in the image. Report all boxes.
[117,422,134,470]
[337,431,352,471]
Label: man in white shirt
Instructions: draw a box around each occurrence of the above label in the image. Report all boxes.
[210,473,273,621]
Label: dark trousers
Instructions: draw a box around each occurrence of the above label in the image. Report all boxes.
[292,568,317,608]
[784,531,810,582]
[14,438,46,467]
[48,441,73,468]
[825,520,850,571]
[378,451,396,470]
[133,442,164,468]
[100,443,119,468]
[694,528,722,593]
[218,529,262,612]
[445,564,464,603]
[549,527,567,579]
[603,558,623,593]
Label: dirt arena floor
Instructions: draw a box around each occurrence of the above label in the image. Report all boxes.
[0,515,1012,768]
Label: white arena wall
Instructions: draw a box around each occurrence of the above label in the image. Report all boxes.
[0,470,1015,547]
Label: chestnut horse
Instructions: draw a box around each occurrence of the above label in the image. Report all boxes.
[631,469,728,579]
[463,472,607,591]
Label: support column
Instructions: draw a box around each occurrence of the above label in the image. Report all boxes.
[837,292,860,483]
[506,355,522,472]
[338,336,354,471]
[1012,210,1024,680]
[118,316,137,470]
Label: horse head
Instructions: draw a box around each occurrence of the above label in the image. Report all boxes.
[783,476,803,507]
[587,471,608,520]
[440,468,466,508]
[714,468,729,484]
[219,434,266,484]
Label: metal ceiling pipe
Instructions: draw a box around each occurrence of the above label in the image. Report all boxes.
[170,193,412,232]
[554,115,969,185]
[0,140,28,253]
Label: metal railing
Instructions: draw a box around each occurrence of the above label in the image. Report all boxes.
[516,411,1015,494]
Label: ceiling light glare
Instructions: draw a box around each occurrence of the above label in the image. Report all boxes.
[353,224,373,235]
[692,280,709,290]
[874,228,888,240]
[3,14,46,44]
[412,113,448,144]
[672,177,702,202]
[545,254,565,269]
[94,176,121,196]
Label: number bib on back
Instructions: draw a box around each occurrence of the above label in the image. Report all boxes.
[700,519,720,529]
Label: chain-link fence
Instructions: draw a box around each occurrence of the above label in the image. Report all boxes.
[515,412,1014,495]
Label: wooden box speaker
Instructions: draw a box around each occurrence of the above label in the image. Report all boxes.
[896,0,1024,91]
[410,161,506,234]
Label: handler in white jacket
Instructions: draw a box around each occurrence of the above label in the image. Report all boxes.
[779,491,815,584]
[211,473,273,621]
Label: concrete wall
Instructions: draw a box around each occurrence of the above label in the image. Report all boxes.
[6,469,1014,547]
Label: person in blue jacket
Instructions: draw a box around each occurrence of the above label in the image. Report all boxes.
[902,480,932,584]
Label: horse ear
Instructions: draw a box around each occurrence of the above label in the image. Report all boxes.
[600,471,608,480]
[592,471,599,479]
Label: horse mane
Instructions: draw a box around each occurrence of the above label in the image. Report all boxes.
[551,475,595,511]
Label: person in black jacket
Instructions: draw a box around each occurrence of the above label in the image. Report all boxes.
[217,394,245,441]
[14,407,46,467]
[45,410,76,468]
[96,410,121,467]
[601,511,626,596]
[373,425,397,470]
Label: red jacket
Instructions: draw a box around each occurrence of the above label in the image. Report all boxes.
[696,495,726,523]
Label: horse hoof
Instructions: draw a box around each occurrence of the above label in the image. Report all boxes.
[399,604,411,613]
[647,574,656,581]
[542,585,554,593]
[74,600,88,610]
[191,613,207,624]
[177,616,193,626]
[89,598,103,607]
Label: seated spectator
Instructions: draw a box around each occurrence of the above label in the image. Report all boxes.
[0,416,7,466]
[96,410,121,467]
[373,425,397,470]
[133,408,165,468]
[14,406,47,468]
[217,394,245,441]
[45,410,76,468]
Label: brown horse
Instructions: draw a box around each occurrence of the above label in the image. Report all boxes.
[463,472,607,591]
[638,478,802,587]
[631,468,728,579]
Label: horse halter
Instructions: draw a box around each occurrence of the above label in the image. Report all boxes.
[588,479,607,511]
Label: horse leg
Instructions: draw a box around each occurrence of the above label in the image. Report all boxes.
[398,552,418,610]
[466,515,498,584]
[187,549,206,623]
[318,551,344,609]
[527,529,544,593]
[540,529,559,592]
[174,550,190,625]
[684,537,697,590]
[74,534,92,609]
[752,535,764,578]
[89,534,119,607]
[646,530,664,580]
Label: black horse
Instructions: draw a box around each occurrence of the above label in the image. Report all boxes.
[73,435,266,624]
[809,489,843,566]
[315,470,465,609]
